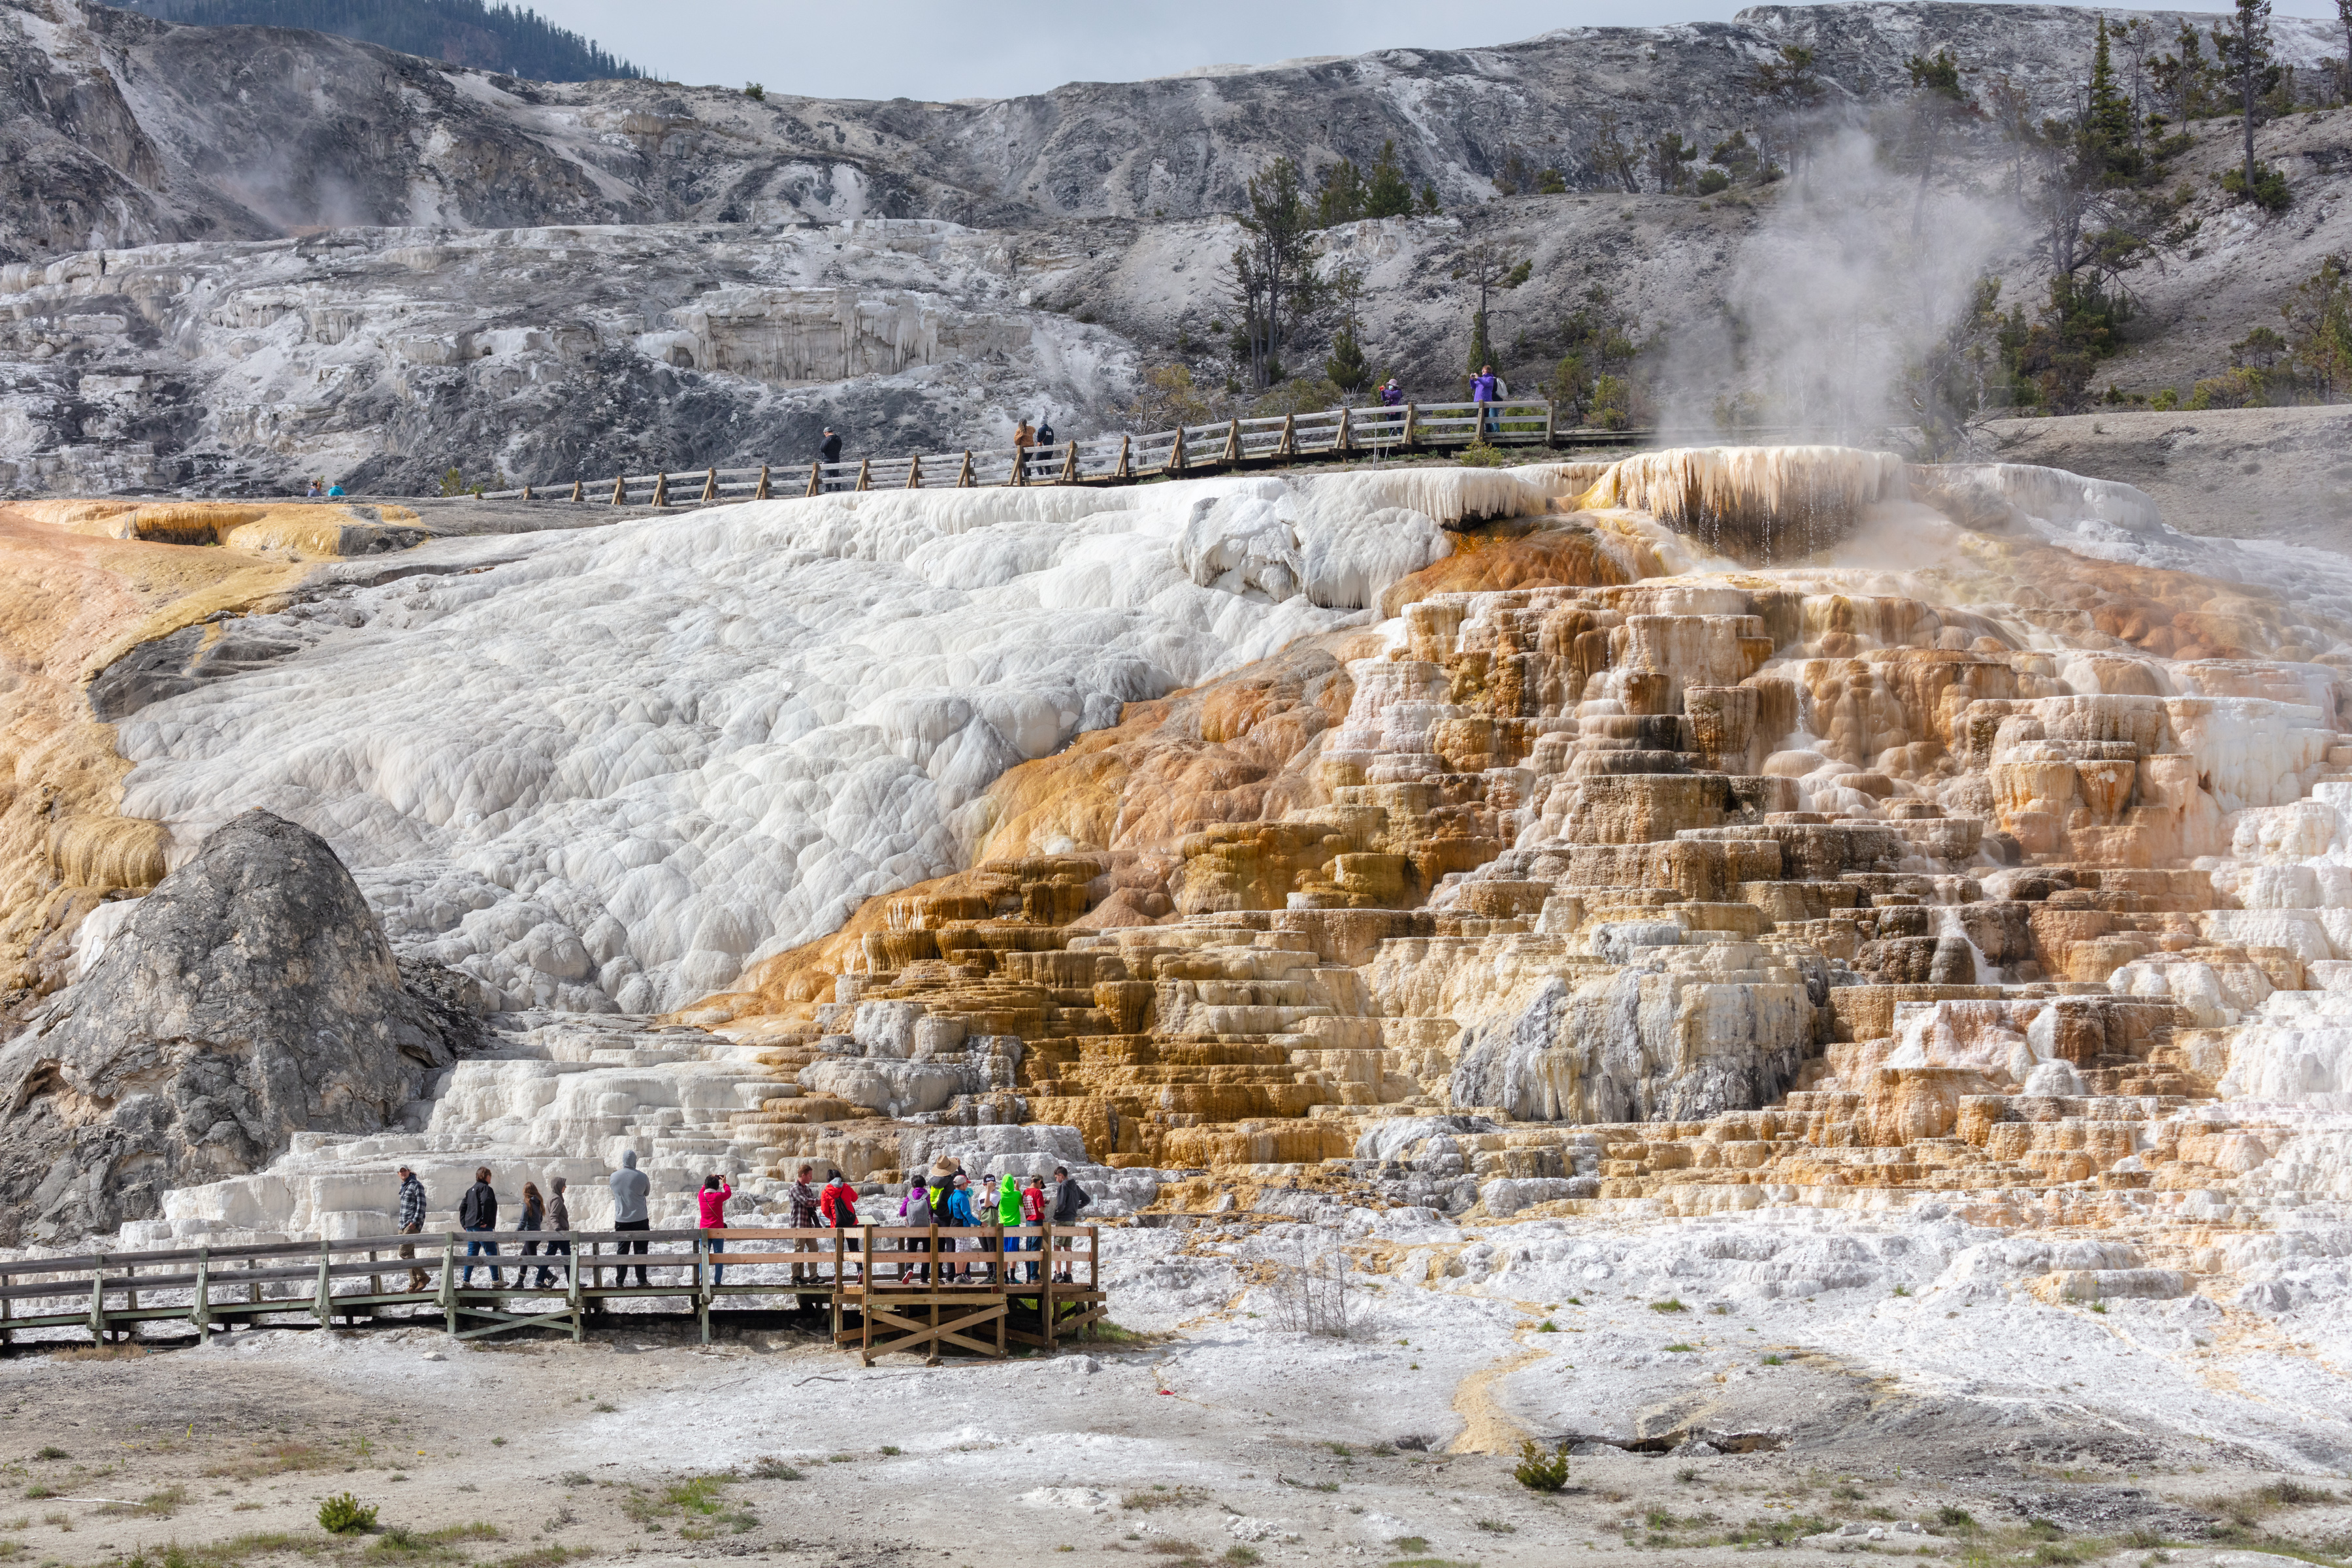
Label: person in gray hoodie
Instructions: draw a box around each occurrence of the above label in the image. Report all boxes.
[610,1150,652,1288]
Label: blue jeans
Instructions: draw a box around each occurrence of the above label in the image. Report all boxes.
[704,1233,725,1286]
[462,1230,501,1285]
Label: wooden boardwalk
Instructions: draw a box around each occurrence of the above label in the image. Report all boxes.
[0,1225,1105,1366]
[476,398,1627,505]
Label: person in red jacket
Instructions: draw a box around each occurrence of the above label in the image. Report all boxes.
[1021,1175,1047,1284]
[820,1169,860,1280]
[698,1173,732,1285]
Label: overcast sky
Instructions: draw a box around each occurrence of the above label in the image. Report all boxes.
[542,0,2348,101]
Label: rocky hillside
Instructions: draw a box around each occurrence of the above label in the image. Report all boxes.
[1,0,2349,494]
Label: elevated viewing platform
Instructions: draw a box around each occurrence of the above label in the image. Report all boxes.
[0,1226,1106,1367]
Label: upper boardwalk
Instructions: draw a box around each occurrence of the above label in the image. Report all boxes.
[480,399,1627,505]
[0,1224,1105,1367]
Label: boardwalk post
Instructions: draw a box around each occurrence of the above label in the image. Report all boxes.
[1220,419,1241,465]
[855,458,872,492]
[1115,434,1132,480]
[567,1242,585,1343]
[1060,442,1079,483]
[610,475,627,506]
[569,480,583,502]
[956,451,974,487]
[1544,399,1556,446]
[191,1249,210,1341]
[1336,405,1354,453]
[440,1235,457,1335]
[907,455,923,489]
[651,472,669,508]
[1403,403,1418,447]
[1277,413,1296,458]
[1041,1224,1056,1347]
[313,1240,333,1327]
[755,464,771,500]
[1170,426,1186,474]
[805,462,822,498]
[696,1235,711,1346]
[88,1255,105,1345]
[520,483,532,500]
[701,467,717,502]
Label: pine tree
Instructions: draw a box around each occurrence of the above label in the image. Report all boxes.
[1324,325,1369,393]
[2086,18,2138,177]
[1364,141,1415,218]
[1465,311,1494,382]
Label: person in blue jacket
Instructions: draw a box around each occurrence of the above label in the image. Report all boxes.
[943,1174,980,1281]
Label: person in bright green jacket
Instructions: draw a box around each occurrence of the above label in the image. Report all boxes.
[995,1171,1025,1284]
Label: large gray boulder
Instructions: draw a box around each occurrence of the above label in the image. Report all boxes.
[0,810,475,1245]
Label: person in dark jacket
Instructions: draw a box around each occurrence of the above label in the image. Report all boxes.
[787,1163,822,1284]
[459,1167,501,1286]
[819,427,842,489]
[395,1166,429,1292]
[515,1181,546,1286]
[542,1175,571,1289]
[1050,1164,1091,1282]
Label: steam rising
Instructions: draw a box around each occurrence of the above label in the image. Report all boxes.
[1663,129,2018,444]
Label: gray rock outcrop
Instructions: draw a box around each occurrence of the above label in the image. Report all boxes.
[0,809,475,1245]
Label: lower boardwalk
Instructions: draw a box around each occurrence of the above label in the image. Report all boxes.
[0,1225,1106,1364]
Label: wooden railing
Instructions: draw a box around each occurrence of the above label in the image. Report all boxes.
[471,399,1616,504]
[0,1224,1103,1363]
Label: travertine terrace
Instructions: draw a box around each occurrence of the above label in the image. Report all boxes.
[5,447,2350,1478]
[675,449,2352,1267]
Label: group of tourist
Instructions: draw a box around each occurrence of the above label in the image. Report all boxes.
[389,1154,1091,1292]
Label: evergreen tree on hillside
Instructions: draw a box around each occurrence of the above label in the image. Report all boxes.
[119,0,644,82]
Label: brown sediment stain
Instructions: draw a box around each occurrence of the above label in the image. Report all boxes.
[0,505,314,1002]
[1448,1342,1550,1455]
[1380,515,1654,616]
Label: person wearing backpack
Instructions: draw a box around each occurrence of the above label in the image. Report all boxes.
[901,1181,933,1283]
[1050,1165,1091,1282]
[943,1174,979,1282]
[819,1168,860,1281]
[1021,1175,1047,1283]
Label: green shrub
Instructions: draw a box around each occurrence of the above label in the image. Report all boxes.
[1456,440,1511,468]
[2219,163,2291,211]
[319,1493,378,1534]
[1696,169,1732,195]
[1649,1298,1687,1313]
[1513,1439,1569,1493]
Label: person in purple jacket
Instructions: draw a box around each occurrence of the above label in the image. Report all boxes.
[1471,364,1500,436]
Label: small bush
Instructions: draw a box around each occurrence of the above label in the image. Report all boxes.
[1513,1439,1570,1494]
[1223,1549,1262,1565]
[1761,1354,1785,1365]
[1697,169,1732,195]
[1663,1343,1697,1352]
[319,1493,378,1534]
[31,1450,65,1462]
[879,1446,902,1457]
[1649,1298,1688,1313]
[1456,440,1512,468]
[1476,1517,1517,1533]
[743,82,764,101]
[2219,163,2291,211]
[1936,1506,1977,1531]
[749,1457,800,1480]
[1536,1319,1558,1333]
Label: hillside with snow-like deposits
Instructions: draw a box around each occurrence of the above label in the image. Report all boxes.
[90,472,1477,1013]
